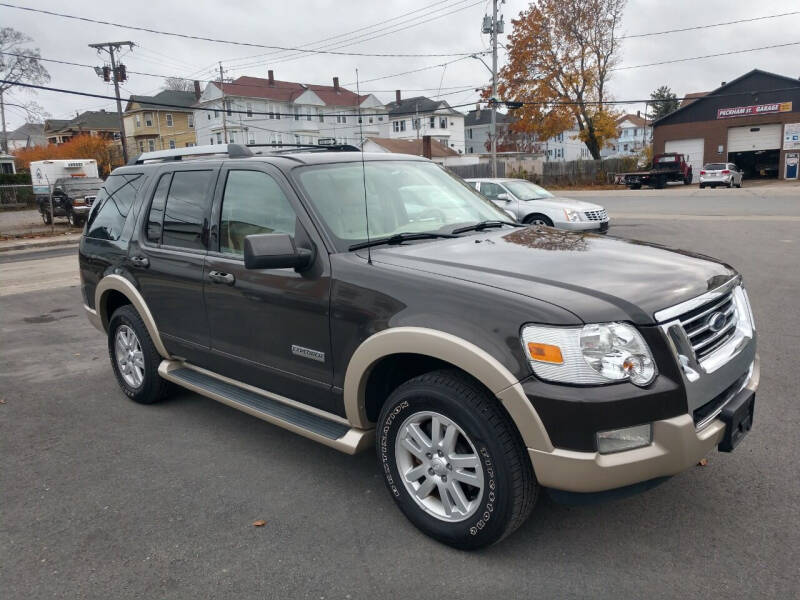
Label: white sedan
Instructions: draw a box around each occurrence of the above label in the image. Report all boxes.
[465,178,609,232]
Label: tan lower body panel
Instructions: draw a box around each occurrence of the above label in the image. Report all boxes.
[158,360,375,455]
[529,413,726,493]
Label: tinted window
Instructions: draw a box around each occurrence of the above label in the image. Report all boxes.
[161,170,214,250]
[704,163,726,170]
[86,174,143,241]
[146,173,172,243]
[220,170,296,255]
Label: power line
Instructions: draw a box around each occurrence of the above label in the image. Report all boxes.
[611,40,800,71]
[0,2,483,58]
[265,0,486,67]
[224,0,457,66]
[8,79,800,116]
[620,10,800,39]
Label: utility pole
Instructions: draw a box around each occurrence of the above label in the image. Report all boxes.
[481,2,503,177]
[90,41,134,164]
[0,90,7,153]
[219,62,228,144]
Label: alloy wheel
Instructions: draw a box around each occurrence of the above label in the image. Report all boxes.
[114,325,145,388]
[394,411,484,522]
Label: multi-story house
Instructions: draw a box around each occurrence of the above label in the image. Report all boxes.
[1,123,46,151]
[43,111,122,146]
[124,90,198,156]
[464,107,512,154]
[385,93,465,154]
[602,113,652,157]
[193,71,389,148]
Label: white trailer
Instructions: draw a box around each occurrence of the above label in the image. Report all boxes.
[30,159,99,195]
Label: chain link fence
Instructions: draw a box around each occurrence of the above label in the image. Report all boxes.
[0,184,36,209]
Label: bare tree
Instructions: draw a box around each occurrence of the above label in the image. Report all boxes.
[0,28,50,151]
[163,77,194,92]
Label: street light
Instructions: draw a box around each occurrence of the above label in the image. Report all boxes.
[471,52,497,177]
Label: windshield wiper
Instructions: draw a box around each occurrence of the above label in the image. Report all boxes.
[348,231,458,251]
[450,220,521,235]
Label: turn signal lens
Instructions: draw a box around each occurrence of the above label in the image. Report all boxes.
[527,342,563,364]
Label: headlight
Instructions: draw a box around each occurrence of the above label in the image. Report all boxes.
[521,322,657,386]
[563,209,581,222]
[733,285,755,333]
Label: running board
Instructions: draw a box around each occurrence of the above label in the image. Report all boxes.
[158,360,374,454]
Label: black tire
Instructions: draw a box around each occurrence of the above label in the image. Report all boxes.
[524,213,553,227]
[41,210,52,225]
[629,183,642,190]
[107,305,171,404]
[683,172,692,185]
[699,184,705,189]
[654,175,666,189]
[377,370,537,550]
[737,179,743,188]
[68,211,82,228]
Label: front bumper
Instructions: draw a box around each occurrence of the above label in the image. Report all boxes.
[71,205,91,215]
[558,220,610,232]
[528,355,758,493]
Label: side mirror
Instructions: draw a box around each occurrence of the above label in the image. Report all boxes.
[244,233,313,271]
[496,192,511,201]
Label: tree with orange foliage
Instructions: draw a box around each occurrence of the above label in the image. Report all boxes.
[13,134,122,176]
[497,0,624,159]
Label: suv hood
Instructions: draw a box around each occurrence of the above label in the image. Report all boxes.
[370,227,736,324]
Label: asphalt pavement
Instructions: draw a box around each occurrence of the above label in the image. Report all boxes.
[1,190,799,599]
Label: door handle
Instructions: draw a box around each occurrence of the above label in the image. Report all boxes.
[208,270,235,285]
[130,255,149,268]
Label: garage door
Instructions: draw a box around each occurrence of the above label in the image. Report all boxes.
[665,138,704,182]
[727,124,782,152]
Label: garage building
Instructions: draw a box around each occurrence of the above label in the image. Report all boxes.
[652,70,800,181]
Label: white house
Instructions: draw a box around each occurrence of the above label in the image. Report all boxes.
[385,93,465,154]
[193,71,390,148]
[602,113,652,158]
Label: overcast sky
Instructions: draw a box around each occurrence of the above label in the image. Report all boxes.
[2,0,799,130]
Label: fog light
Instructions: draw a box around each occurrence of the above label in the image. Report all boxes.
[596,423,652,454]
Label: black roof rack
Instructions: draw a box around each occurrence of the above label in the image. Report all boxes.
[246,143,360,154]
[129,143,253,165]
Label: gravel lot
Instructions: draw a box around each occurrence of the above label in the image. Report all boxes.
[1,187,798,599]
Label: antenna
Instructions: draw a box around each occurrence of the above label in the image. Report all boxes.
[355,68,372,264]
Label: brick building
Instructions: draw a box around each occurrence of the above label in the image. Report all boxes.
[652,70,800,181]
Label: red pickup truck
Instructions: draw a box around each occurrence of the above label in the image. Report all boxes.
[617,153,693,189]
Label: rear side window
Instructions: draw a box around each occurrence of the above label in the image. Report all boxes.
[145,173,172,243]
[219,170,296,255]
[161,170,214,250]
[86,174,143,241]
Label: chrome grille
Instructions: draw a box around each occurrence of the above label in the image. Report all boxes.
[584,209,608,221]
[676,290,738,360]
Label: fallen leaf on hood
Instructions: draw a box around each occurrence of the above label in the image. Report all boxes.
[252,520,266,527]
[697,458,708,467]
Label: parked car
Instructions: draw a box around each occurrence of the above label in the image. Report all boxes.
[465,178,609,231]
[699,163,743,189]
[39,176,104,226]
[81,145,758,549]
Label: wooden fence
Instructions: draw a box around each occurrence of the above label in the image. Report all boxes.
[538,157,639,186]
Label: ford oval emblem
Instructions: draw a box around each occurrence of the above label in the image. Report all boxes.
[707,311,727,333]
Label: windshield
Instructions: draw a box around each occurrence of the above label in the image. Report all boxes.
[704,163,726,170]
[295,160,510,251]
[503,180,554,200]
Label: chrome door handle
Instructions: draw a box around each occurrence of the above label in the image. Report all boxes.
[130,255,149,268]
[208,271,235,285]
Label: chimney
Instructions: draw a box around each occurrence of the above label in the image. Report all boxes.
[193,80,202,100]
[396,89,401,103]
[475,102,481,116]
[333,76,340,92]
[268,70,275,86]
[422,135,432,159]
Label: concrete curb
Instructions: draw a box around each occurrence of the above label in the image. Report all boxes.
[0,236,81,253]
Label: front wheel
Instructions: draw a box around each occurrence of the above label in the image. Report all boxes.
[68,211,83,228]
[108,305,171,404]
[41,210,52,225]
[524,213,553,227]
[377,370,538,549]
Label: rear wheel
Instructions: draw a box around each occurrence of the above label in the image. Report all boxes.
[629,183,642,190]
[108,305,171,404]
[654,175,666,189]
[524,213,553,227]
[699,184,705,189]
[377,370,537,549]
[41,210,52,225]
[737,178,743,188]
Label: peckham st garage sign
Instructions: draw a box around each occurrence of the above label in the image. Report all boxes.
[717,102,792,119]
